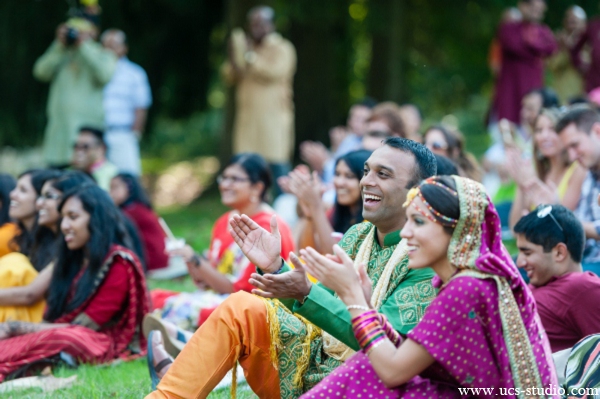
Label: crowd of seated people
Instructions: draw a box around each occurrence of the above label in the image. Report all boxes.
[0,183,149,382]
[143,99,600,397]
[7,94,600,397]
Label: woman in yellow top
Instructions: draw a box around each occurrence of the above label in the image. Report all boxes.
[508,108,587,228]
[0,174,17,258]
[0,169,62,322]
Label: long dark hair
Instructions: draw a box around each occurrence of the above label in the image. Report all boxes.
[228,153,272,201]
[418,176,460,235]
[331,150,371,233]
[30,171,94,272]
[45,184,137,321]
[114,172,152,209]
[0,174,16,226]
[12,169,62,259]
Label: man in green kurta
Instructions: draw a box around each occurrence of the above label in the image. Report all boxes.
[148,138,438,399]
[34,18,116,167]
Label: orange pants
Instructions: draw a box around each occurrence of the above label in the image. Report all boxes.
[146,292,280,399]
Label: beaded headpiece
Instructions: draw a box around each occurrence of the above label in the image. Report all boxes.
[403,177,459,228]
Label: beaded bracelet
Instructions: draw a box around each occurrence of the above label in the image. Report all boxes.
[346,305,370,311]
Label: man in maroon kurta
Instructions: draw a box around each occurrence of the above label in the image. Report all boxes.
[514,205,600,352]
[491,0,557,124]
[571,17,600,92]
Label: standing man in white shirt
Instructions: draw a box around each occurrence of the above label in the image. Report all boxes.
[101,29,152,176]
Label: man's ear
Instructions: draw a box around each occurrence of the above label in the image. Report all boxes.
[591,122,600,140]
[553,242,569,263]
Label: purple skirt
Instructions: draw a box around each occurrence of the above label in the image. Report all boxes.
[300,352,459,399]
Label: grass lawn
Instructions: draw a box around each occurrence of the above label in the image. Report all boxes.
[4,194,259,398]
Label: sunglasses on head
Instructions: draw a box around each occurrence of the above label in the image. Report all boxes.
[430,141,448,150]
[536,204,564,233]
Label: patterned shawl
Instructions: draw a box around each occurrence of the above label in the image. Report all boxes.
[438,176,558,397]
[53,245,150,359]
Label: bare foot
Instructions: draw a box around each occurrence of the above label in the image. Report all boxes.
[162,319,194,343]
[151,331,174,379]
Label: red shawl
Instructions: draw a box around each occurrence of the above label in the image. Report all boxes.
[54,245,150,359]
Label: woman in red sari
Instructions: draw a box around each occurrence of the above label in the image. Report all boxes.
[0,184,149,382]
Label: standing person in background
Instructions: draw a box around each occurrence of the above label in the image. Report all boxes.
[571,5,600,93]
[33,8,116,168]
[101,29,152,176]
[0,175,17,258]
[222,6,296,197]
[548,6,587,103]
[71,127,118,192]
[488,8,523,78]
[491,0,556,125]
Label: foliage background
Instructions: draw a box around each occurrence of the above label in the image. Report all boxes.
[2,0,600,163]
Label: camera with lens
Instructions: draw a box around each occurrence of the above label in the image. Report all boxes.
[65,26,79,46]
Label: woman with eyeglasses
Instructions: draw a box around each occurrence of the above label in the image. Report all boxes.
[0,184,149,382]
[0,174,17,258]
[144,153,295,386]
[423,125,483,182]
[507,108,587,229]
[0,171,95,323]
[110,173,169,272]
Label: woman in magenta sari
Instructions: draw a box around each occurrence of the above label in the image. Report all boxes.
[0,184,149,382]
[299,175,558,398]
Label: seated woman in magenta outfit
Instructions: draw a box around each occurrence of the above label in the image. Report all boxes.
[299,175,558,398]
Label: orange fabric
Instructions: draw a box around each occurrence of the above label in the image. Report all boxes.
[0,223,18,258]
[147,292,280,399]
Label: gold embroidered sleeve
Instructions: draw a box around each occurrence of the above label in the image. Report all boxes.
[380,268,436,335]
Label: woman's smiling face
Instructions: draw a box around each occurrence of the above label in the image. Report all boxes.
[333,160,361,207]
[9,174,37,225]
[36,181,62,229]
[60,196,91,250]
[401,196,452,269]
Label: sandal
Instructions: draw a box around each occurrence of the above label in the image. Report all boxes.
[142,313,186,358]
[147,331,173,391]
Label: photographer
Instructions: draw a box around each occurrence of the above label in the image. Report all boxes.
[34,14,116,168]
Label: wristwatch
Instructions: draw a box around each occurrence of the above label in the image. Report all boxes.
[190,254,202,268]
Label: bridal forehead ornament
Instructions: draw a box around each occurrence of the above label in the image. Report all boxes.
[402,178,458,228]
